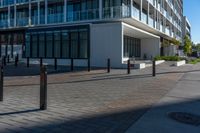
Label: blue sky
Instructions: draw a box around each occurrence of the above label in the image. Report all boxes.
[183,0,200,44]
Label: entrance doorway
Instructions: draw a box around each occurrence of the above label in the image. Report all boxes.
[0,30,25,60]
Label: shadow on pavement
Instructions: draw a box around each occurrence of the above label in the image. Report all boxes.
[0,109,41,116]
[1,99,200,133]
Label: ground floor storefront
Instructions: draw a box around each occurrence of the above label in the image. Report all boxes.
[0,22,171,68]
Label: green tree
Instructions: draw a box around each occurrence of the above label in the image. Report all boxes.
[195,43,200,52]
[170,38,181,46]
[183,35,192,56]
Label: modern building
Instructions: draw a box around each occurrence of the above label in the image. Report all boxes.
[0,0,183,68]
[182,16,191,42]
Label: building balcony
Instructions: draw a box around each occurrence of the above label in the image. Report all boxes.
[103,6,129,19]
[141,12,147,24]
[48,13,63,24]
[0,19,8,28]
[148,17,153,27]
[132,6,140,20]
[16,17,29,26]
[68,9,99,21]
[0,4,178,39]
[31,16,38,25]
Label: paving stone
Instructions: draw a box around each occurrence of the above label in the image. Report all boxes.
[0,62,197,133]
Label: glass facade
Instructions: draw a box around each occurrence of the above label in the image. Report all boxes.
[25,26,89,59]
[124,36,141,58]
[0,0,183,41]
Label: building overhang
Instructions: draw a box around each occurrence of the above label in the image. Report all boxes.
[123,18,174,40]
[122,22,160,39]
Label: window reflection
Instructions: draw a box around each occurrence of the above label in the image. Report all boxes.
[26,27,89,59]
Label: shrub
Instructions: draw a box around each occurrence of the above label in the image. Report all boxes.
[154,56,182,61]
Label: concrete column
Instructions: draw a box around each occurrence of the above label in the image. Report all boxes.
[14,0,16,27]
[130,0,133,17]
[8,6,10,27]
[156,11,158,29]
[45,0,48,24]
[64,0,67,22]
[0,0,2,7]
[154,9,156,28]
[37,0,40,24]
[147,1,149,24]
[140,0,143,21]
[29,0,31,25]
[99,0,102,19]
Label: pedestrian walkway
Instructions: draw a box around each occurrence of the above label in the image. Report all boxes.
[0,62,198,133]
[126,63,200,133]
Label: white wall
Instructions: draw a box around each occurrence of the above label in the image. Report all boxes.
[90,22,123,68]
[163,45,177,56]
[141,38,161,59]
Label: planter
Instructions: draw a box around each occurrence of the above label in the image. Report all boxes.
[174,60,186,67]
[155,60,165,65]
[134,63,146,69]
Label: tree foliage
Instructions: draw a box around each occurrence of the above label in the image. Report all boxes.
[183,35,192,55]
[170,38,181,46]
[195,43,200,52]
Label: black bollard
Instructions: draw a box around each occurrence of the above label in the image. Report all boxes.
[7,55,10,63]
[107,58,110,73]
[71,59,74,71]
[3,56,6,66]
[40,65,47,110]
[16,54,19,63]
[127,59,131,74]
[40,58,43,67]
[14,56,18,67]
[27,57,30,68]
[0,66,3,101]
[152,60,156,77]
[88,59,90,72]
[54,58,57,70]
[1,58,3,68]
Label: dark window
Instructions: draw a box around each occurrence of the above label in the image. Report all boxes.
[25,26,89,59]
[39,32,45,58]
[123,36,141,58]
[54,31,61,58]
[25,33,30,57]
[46,31,53,57]
[70,31,78,58]
[31,33,38,58]
[79,30,88,58]
[62,31,70,58]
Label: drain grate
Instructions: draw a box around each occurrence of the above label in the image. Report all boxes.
[168,112,200,126]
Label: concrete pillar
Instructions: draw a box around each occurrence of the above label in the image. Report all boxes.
[130,0,133,17]
[147,1,149,24]
[37,0,40,24]
[99,0,102,19]
[29,0,31,25]
[45,0,48,24]
[8,6,10,27]
[0,0,2,7]
[14,0,16,27]
[64,0,67,22]
[154,9,156,28]
[140,0,143,21]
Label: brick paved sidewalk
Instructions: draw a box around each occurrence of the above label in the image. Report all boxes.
[0,62,198,133]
